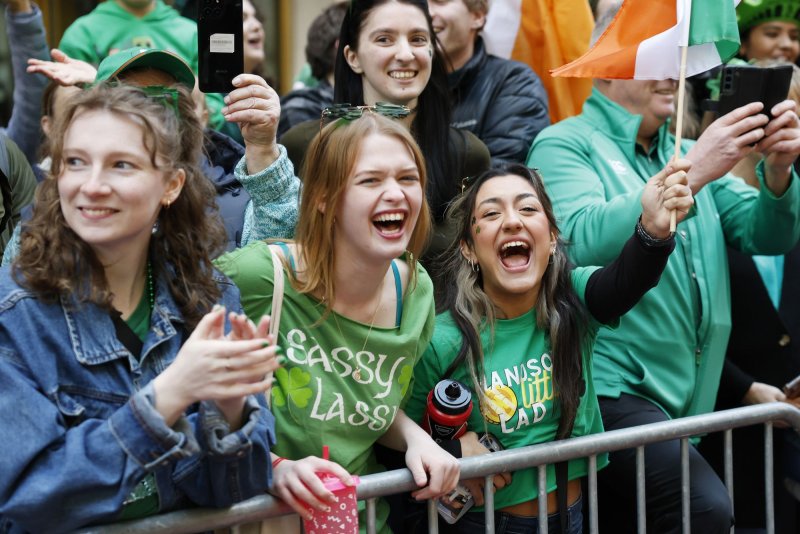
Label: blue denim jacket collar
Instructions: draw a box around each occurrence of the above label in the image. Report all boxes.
[62,273,184,367]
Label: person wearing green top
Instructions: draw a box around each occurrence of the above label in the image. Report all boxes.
[527,8,800,532]
[57,0,227,131]
[217,112,459,533]
[404,162,693,534]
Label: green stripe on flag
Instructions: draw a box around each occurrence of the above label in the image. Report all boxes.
[689,0,740,60]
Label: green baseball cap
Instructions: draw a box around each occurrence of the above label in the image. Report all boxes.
[737,0,800,33]
[94,48,196,89]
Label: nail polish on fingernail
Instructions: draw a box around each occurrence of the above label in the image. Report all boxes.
[262,341,271,348]
[275,346,283,353]
[277,355,287,365]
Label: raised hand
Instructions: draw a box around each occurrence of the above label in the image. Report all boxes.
[221,73,281,174]
[757,99,800,195]
[685,102,768,193]
[27,49,97,86]
[640,158,694,238]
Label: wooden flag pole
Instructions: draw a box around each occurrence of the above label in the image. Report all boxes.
[670,44,689,233]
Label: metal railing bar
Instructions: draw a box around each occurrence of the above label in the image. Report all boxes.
[588,454,599,534]
[75,403,800,534]
[724,428,734,534]
[765,423,774,534]
[484,475,495,534]
[366,497,377,534]
[426,498,438,534]
[636,445,646,534]
[681,438,691,534]
[538,464,548,533]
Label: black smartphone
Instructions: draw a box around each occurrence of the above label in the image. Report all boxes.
[717,64,793,117]
[197,0,244,93]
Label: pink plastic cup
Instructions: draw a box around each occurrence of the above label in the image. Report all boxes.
[302,475,361,534]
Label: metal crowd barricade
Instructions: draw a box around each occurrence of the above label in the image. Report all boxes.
[76,402,800,534]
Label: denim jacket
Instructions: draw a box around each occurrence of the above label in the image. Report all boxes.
[0,267,276,533]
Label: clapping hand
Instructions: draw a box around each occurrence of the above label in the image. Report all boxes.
[152,306,280,427]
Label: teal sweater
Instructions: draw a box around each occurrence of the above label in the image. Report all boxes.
[528,87,800,419]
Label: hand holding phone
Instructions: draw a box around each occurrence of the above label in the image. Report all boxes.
[198,0,244,93]
[717,64,793,118]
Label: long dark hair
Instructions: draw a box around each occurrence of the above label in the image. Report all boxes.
[14,82,226,331]
[334,0,456,220]
[440,165,590,440]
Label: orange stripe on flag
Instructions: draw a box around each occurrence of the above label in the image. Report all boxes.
[552,0,677,78]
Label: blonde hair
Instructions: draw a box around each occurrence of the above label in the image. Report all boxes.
[293,113,431,313]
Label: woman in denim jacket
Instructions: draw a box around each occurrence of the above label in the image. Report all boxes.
[0,82,280,533]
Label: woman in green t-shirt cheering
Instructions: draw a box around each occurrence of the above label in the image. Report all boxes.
[216,111,459,532]
[404,162,694,534]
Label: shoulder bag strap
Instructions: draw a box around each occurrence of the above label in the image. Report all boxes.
[264,245,286,409]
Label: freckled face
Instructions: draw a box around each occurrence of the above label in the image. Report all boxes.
[344,2,434,109]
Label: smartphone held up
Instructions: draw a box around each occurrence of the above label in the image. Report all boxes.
[198,0,244,93]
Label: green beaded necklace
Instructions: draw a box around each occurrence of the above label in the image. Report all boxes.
[145,261,155,309]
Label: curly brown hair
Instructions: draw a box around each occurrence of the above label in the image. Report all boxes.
[13,82,227,330]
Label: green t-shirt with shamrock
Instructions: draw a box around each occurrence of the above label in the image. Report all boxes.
[406,266,610,511]
[217,242,435,533]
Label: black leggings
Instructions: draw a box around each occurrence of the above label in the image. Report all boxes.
[595,394,734,534]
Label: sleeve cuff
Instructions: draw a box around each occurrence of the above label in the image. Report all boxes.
[756,160,799,201]
[198,394,275,458]
[235,144,297,203]
[108,383,200,471]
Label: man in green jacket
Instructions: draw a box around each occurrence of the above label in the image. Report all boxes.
[527,17,800,534]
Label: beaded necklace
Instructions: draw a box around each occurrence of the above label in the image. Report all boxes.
[145,261,155,309]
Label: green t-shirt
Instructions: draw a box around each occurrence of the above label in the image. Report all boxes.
[405,267,609,510]
[118,292,159,520]
[216,242,435,533]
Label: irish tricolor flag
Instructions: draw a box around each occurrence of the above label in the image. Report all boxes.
[552,0,741,80]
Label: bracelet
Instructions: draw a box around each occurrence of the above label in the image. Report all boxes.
[272,456,286,469]
[635,216,674,247]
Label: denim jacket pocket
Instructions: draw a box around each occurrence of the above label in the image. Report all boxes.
[53,385,129,428]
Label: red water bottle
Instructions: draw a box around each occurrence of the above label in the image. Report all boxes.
[422,380,473,442]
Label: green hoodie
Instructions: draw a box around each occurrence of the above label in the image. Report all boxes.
[59,1,198,72]
[528,88,800,420]
[59,1,226,131]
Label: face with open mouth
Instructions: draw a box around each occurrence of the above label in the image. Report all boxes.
[334,132,423,262]
[461,174,555,316]
[58,109,184,264]
[344,1,433,109]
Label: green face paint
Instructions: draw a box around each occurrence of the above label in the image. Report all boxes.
[471,216,476,225]
[475,225,481,234]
